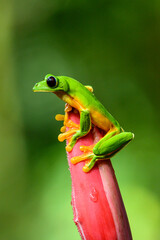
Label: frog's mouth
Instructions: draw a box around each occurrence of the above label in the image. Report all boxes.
[33,81,55,92]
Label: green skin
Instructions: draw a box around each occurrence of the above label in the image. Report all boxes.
[33,74,134,171]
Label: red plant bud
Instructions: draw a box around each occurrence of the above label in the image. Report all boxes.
[67,111,132,240]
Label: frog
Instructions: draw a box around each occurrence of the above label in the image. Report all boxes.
[33,74,134,172]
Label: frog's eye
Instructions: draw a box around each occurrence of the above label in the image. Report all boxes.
[47,76,58,88]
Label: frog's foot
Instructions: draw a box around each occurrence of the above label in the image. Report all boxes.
[56,112,80,146]
[55,114,65,121]
[83,156,99,172]
[56,114,81,152]
[71,144,97,172]
[58,129,78,142]
[71,152,94,170]
[55,103,73,125]
[71,153,99,173]
[71,143,105,172]
[55,113,79,128]
[65,119,79,129]
[79,144,95,153]
[58,120,80,149]
[60,126,66,133]
[65,129,82,152]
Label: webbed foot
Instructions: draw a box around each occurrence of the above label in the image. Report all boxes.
[56,114,80,151]
[55,103,81,151]
[70,144,97,172]
[71,152,99,172]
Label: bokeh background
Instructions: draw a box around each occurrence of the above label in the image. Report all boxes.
[0,0,160,239]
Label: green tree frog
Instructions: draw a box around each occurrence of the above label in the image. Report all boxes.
[33,74,134,172]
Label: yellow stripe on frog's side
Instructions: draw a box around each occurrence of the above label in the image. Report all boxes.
[89,108,114,132]
[55,91,116,133]
[72,95,115,132]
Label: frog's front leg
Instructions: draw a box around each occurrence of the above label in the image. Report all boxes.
[56,108,91,152]
[66,110,91,152]
[71,131,134,172]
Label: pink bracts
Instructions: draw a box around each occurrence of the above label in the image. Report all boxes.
[67,111,132,240]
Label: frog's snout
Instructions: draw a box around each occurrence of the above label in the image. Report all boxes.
[32,83,39,92]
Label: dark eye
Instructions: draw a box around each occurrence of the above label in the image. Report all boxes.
[47,76,57,88]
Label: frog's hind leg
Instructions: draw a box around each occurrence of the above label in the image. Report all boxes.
[79,128,117,154]
[84,131,134,172]
[70,130,117,170]
[93,131,134,156]
[71,131,134,172]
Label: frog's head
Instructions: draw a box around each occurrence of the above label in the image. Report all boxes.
[33,74,69,93]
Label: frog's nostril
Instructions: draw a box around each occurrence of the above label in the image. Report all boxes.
[36,83,38,86]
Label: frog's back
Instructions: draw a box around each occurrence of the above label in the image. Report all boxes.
[65,77,120,132]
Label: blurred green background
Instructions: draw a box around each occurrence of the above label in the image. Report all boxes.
[0,0,160,239]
